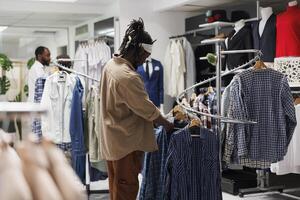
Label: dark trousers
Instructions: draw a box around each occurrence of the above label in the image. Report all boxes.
[107,151,143,200]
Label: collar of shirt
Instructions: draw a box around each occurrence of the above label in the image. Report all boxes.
[113,54,135,71]
[34,60,45,69]
[143,60,153,77]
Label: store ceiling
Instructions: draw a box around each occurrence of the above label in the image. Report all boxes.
[0,0,291,28]
[0,0,116,27]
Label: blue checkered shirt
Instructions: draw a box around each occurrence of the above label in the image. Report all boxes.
[165,127,222,200]
[32,78,46,138]
[56,142,72,151]
[224,68,297,167]
[139,126,168,200]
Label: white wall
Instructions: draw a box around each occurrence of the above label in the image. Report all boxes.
[119,0,193,112]
[68,0,194,112]
[68,0,120,58]
[55,29,68,49]
[119,0,190,62]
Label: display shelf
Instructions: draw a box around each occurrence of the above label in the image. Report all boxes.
[198,21,234,29]
[0,102,47,113]
[201,38,225,45]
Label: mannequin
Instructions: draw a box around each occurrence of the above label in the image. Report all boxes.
[225,19,245,47]
[288,0,298,7]
[233,19,245,36]
[226,19,253,78]
[259,7,273,36]
[136,56,164,109]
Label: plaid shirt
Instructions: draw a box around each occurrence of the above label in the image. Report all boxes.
[32,78,46,138]
[193,92,218,132]
[56,142,72,151]
[223,68,297,168]
[165,127,222,200]
[139,126,168,200]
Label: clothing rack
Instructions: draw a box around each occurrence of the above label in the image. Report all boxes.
[169,30,214,39]
[51,61,100,83]
[52,59,109,195]
[177,49,261,124]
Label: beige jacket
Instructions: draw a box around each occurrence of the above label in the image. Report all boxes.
[99,56,160,160]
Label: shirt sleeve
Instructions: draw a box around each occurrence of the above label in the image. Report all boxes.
[118,74,161,121]
[27,68,35,103]
[159,62,164,104]
[223,77,248,164]
[281,77,297,147]
[40,77,53,139]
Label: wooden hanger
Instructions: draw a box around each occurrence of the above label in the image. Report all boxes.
[294,97,300,105]
[205,86,214,95]
[189,118,202,128]
[254,60,267,70]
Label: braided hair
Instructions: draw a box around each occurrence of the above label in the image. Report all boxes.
[119,18,154,58]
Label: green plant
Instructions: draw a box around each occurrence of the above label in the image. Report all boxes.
[0,76,10,95]
[15,92,22,102]
[24,84,29,97]
[27,57,35,70]
[0,54,13,71]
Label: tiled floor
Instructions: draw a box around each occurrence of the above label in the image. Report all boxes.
[88,179,300,200]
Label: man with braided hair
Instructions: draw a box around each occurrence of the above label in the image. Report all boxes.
[99,18,173,199]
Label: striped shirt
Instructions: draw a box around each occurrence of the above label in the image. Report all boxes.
[139,126,168,200]
[165,127,222,200]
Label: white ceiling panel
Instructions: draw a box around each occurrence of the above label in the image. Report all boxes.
[0,0,116,27]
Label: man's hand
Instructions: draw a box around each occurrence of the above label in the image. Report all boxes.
[153,115,174,133]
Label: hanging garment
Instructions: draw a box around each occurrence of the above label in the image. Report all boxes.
[164,42,172,96]
[175,40,186,96]
[165,127,222,200]
[41,141,87,200]
[70,77,86,184]
[85,86,107,173]
[226,25,254,70]
[271,105,300,175]
[41,72,76,144]
[0,146,33,200]
[164,40,186,97]
[27,61,47,103]
[182,38,196,94]
[99,56,160,161]
[16,142,63,200]
[276,5,300,57]
[137,58,164,107]
[32,77,46,138]
[74,41,111,87]
[223,68,297,168]
[139,126,168,200]
[252,14,276,62]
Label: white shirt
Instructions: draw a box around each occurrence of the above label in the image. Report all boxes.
[74,42,111,88]
[164,40,186,97]
[271,105,300,175]
[143,59,153,78]
[41,72,77,144]
[27,61,47,102]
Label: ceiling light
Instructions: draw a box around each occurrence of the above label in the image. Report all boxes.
[0,26,8,32]
[28,0,78,2]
